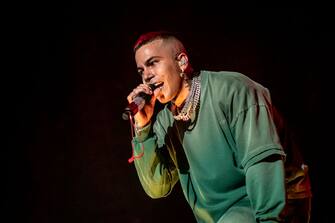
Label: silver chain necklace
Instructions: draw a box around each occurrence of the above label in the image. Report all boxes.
[173,75,201,121]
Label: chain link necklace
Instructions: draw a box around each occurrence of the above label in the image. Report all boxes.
[173,74,201,121]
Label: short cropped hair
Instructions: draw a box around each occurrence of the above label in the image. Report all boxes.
[133,31,182,53]
[133,31,196,75]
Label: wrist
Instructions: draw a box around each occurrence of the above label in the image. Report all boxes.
[134,118,150,129]
[135,121,151,134]
[134,121,152,142]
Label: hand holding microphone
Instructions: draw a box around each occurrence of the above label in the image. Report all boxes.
[122,84,158,125]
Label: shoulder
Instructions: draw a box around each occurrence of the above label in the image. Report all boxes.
[200,70,273,112]
[201,70,268,95]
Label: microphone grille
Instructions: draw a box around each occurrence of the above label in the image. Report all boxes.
[148,84,156,91]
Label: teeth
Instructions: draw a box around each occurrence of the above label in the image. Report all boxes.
[155,82,163,87]
[150,82,163,91]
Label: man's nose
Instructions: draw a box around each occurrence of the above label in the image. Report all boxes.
[143,71,154,84]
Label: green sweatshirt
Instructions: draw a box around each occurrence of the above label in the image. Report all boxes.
[132,71,287,222]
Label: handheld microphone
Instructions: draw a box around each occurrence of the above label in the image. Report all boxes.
[122,84,157,120]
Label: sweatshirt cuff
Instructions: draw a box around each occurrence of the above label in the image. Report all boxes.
[134,122,152,142]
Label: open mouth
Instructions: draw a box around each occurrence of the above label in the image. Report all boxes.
[154,82,164,89]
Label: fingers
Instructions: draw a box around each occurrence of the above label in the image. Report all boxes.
[127,84,153,103]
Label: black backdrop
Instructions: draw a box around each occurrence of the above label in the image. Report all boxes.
[9,5,333,223]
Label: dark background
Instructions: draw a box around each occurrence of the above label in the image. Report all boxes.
[8,4,333,223]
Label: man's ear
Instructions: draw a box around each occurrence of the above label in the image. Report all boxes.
[179,58,187,65]
[177,53,188,66]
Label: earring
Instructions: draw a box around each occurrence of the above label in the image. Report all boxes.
[180,72,185,78]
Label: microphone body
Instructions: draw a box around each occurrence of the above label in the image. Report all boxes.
[122,84,156,120]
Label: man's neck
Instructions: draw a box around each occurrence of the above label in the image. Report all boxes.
[172,80,191,108]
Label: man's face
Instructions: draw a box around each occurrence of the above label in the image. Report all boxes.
[135,39,182,104]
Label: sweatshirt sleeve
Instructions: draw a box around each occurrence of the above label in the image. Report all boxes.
[229,84,287,222]
[132,122,179,199]
[246,158,286,223]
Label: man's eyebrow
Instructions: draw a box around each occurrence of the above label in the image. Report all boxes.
[144,56,161,65]
[144,56,155,65]
[137,56,162,71]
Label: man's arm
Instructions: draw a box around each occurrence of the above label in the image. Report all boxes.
[132,123,179,198]
[246,155,286,223]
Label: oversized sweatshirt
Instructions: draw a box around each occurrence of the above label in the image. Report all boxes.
[131,70,287,222]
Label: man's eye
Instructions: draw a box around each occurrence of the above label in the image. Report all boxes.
[148,60,157,66]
